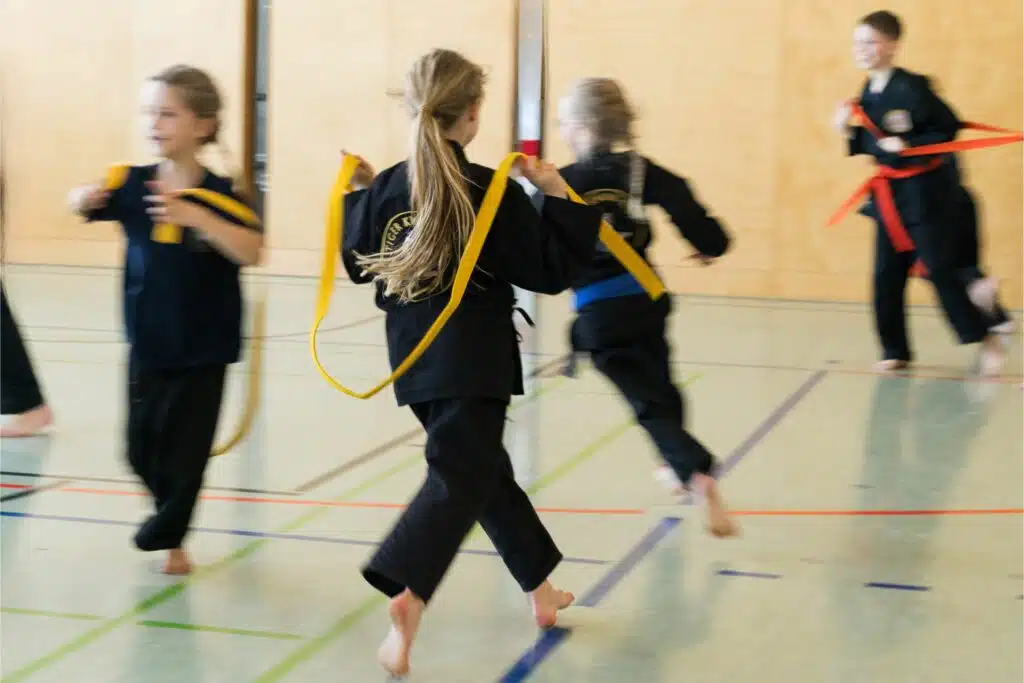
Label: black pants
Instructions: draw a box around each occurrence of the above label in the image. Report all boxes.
[1,286,45,414]
[570,295,715,484]
[872,197,991,363]
[951,186,1010,327]
[127,358,226,551]
[362,397,562,604]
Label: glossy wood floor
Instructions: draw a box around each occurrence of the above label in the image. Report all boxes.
[1,265,1021,683]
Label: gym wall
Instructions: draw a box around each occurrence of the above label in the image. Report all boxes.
[3,0,1020,306]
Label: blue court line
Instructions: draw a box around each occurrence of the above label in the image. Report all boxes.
[498,517,681,683]
[497,369,829,682]
[716,569,783,580]
[0,510,608,567]
[864,581,930,592]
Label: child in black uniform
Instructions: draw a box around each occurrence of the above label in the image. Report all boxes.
[1,286,54,437]
[68,65,263,574]
[833,10,1003,375]
[341,49,603,677]
[553,77,738,538]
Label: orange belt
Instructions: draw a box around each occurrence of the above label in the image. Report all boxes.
[828,100,1023,278]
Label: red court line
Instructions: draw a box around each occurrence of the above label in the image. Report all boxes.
[730,507,1024,517]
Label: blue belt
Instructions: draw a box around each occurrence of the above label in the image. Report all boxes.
[572,273,646,311]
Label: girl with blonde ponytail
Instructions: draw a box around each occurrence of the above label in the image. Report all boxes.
[555,77,739,538]
[340,49,604,677]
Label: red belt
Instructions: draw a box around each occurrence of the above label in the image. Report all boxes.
[829,101,1023,278]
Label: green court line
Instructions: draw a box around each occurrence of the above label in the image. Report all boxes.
[250,372,701,682]
[0,607,104,622]
[251,593,384,683]
[0,608,304,641]
[0,375,564,683]
[527,373,698,495]
[137,620,303,641]
[0,457,418,683]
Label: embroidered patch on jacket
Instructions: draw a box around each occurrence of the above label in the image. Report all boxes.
[882,109,912,134]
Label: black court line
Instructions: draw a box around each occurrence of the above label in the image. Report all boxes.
[0,479,72,503]
[291,354,571,494]
[0,471,297,497]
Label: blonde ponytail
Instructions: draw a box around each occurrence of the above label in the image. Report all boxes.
[354,49,485,303]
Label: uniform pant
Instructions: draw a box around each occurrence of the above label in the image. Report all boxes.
[872,198,991,363]
[1,286,45,415]
[361,397,562,604]
[570,294,715,484]
[127,358,226,551]
[951,186,1010,327]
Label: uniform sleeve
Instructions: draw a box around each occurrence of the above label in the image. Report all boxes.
[193,184,262,232]
[83,167,134,224]
[642,161,730,258]
[902,76,962,149]
[480,179,603,295]
[340,188,376,285]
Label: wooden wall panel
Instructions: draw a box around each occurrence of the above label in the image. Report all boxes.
[2,0,247,268]
[264,0,515,276]
[4,0,1019,307]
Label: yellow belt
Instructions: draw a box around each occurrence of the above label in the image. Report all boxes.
[311,152,667,400]
[101,164,264,457]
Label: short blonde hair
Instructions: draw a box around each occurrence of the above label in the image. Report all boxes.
[562,77,636,153]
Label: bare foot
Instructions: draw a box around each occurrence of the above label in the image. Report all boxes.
[0,405,53,438]
[378,589,424,678]
[979,334,1004,377]
[529,580,575,629]
[968,277,998,316]
[654,465,685,496]
[162,548,193,575]
[691,474,740,538]
[873,359,909,374]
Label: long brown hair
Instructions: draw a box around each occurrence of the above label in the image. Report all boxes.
[354,49,485,302]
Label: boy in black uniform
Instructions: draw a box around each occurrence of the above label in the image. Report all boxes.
[68,65,263,575]
[833,10,1003,375]
[552,77,738,538]
[340,49,604,677]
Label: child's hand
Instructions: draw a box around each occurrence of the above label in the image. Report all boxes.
[832,101,852,133]
[144,181,208,227]
[70,185,110,213]
[877,136,906,153]
[342,150,376,189]
[518,157,568,198]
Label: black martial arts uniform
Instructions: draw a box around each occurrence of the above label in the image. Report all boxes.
[848,67,991,363]
[83,165,261,551]
[341,140,602,603]
[553,150,730,486]
[1,285,46,415]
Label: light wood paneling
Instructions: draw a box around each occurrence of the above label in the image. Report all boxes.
[545,0,1023,306]
[264,0,515,275]
[2,0,247,267]
[4,0,1019,307]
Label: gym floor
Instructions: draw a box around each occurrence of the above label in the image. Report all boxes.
[1,264,1021,683]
